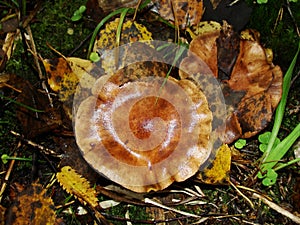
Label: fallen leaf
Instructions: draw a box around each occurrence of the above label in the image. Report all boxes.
[96,0,139,13]
[94,18,152,52]
[197,144,231,185]
[180,21,283,143]
[57,166,99,208]
[43,57,96,119]
[153,0,203,29]
[5,182,56,225]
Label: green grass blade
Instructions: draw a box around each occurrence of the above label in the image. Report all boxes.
[260,122,300,172]
[0,94,44,112]
[260,40,300,163]
[155,43,186,104]
[87,0,151,58]
[116,8,129,47]
[87,8,126,58]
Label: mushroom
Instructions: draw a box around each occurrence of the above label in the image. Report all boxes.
[74,42,213,192]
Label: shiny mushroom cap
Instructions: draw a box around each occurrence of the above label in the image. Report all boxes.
[74,43,213,192]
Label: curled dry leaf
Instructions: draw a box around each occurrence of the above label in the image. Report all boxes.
[5,183,56,225]
[180,21,283,144]
[56,166,99,208]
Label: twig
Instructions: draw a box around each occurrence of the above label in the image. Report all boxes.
[144,198,201,218]
[102,212,190,224]
[25,26,53,107]
[252,193,300,224]
[10,130,63,158]
[229,180,254,208]
[0,151,17,203]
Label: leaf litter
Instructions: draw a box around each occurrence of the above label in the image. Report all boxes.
[0,0,299,224]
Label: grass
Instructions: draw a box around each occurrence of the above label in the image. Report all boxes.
[257,40,300,186]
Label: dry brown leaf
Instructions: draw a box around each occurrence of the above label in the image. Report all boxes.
[5,183,56,225]
[97,0,139,12]
[180,21,283,144]
[56,166,98,208]
[154,0,203,29]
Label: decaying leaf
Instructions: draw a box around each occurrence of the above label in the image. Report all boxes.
[153,0,203,29]
[94,18,152,52]
[97,0,139,13]
[43,57,96,119]
[56,166,99,208]
[45,19,152,119]
[180,21,283,144]
[5,183,56,225]
[197,144,231,184]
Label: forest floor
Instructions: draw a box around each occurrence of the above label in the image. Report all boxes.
[0,0,300,224]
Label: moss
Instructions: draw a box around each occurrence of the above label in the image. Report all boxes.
[30,0,91,59]
[246,0,300,69]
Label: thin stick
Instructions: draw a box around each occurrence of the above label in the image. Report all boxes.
[132,0,142,21]
[144,198,201,218]
[26,26,53,107]
[252,193,300,224]
[10,130,63,158]
[229,180,254,208]
[0,152,17,203]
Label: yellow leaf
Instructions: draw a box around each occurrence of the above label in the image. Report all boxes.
[56,166,99,208]
[43,57,95,119]
[94,18,152,52]
[197,144,231,185]
[187,21,221,39]
[8,182,56,225]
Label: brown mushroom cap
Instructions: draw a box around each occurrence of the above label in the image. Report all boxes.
[75,63,212,192]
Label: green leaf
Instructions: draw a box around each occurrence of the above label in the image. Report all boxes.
[71,14,82,22]
[89,52,100,62]
[1,154,9,164]
[260,122,300,174]
[260,40,300,163]
[234,139,247,149]
[258,132,280,153]
[259,143,267,153]
[257,0,268,3]
[258,132,271,144]
[71,5,86,21]
[78,5,86,14]
[262,169,278,186]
